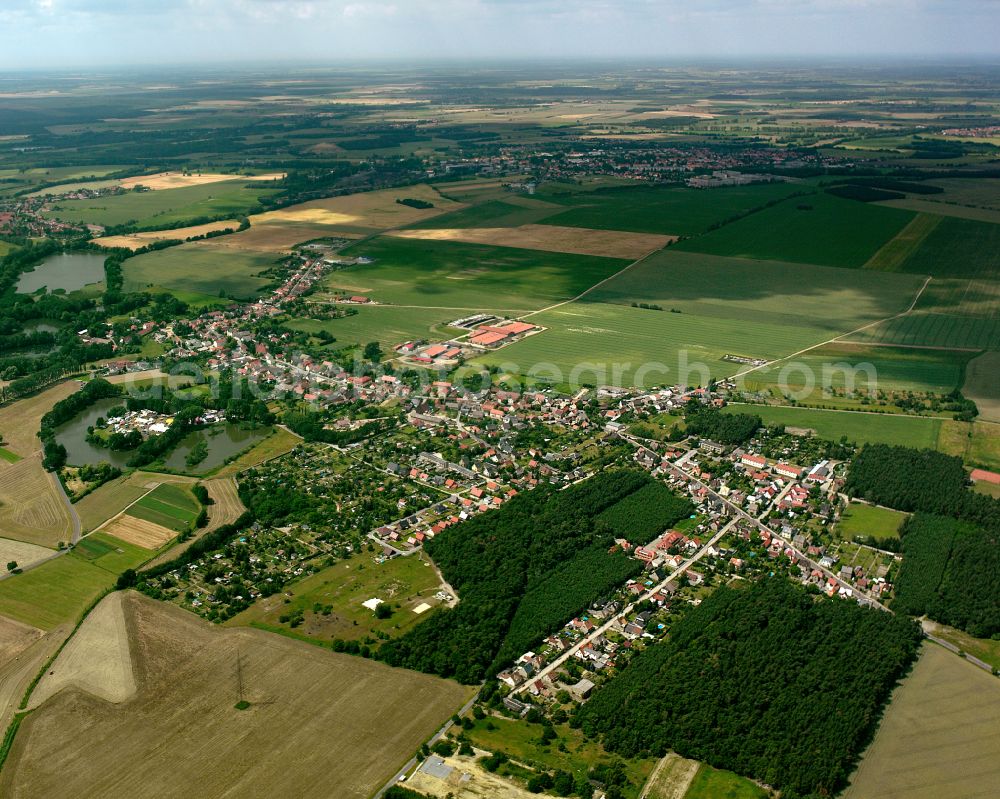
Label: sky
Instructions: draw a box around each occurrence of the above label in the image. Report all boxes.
[0,0,997,68]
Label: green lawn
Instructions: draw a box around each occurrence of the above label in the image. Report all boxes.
[476,301,827,389]
[123,242,278,301]
[327,237,630,311]
[836,502,908,542]
[677,193,915,268]
[464,716,656,799]
[0,554,112,629]
[536,183,802,236]
[227,554,446,644]
[588,250,923,334]
[722,403,943,448]
[286,305,457,351]
[684,764,768,799]
[44,180,275,228]
[897,217,1000,279]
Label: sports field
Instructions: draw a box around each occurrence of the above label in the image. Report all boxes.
[1,593,473,799]
[229,553,447,644]
[536,182,802,236]
[676,193,915,268]
[44,180,275,228]
[721,404,942,449]
[587,250,923,333]
[123,242,277,300]
[843,644,1000,799]
[326,237,631,311]
[835,502,908,542]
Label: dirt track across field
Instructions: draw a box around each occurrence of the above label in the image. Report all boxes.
[2,593,472,799]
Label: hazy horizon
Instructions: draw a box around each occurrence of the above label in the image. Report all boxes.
[0,0,998,70]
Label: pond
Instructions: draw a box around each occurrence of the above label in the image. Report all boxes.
[16,252,106,294]
[162,424,271,473]
[55,399,271,473]
[54,397,132,468]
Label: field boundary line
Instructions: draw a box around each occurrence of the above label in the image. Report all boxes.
[730,275,934,382]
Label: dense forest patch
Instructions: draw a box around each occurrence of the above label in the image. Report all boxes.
[376,469,658,683]
[574,578,922,799]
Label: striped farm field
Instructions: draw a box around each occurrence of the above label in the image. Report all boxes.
[103,515,176,549]
[846,312,1000,349]
[864,213,942,271]
[124,483,199,533]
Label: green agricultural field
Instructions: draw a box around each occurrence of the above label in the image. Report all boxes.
[836,502,908,542]
[878,198,1000,225]
[677,192,915,268]
[897,217,1000,279]
[476,301,826,389]
[326,237,630,311]
[721,404,942,449]
[44,180,275,228]
[0,447,21,463]
[72,531,156,573]
[0,553,113,629]
[536,182,802,236]
[865,214,942,271]
[848,313,1000,350]
[405,199,559,229]
[963,351,1000,423]
[126,483,199,532]
[588,250,923,334]
[228,553,445,644]
[123,242,278,300]
[746,343,970,395]
[684,765,768,799]
[286,305,456,351]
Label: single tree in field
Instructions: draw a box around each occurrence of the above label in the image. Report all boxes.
[6,561,18,573]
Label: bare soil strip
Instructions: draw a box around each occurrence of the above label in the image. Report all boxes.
[388,224,675,259]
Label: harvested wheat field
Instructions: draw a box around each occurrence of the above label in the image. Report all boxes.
[0,614,44,671]
[2,592,473,799]
[0,381,78,456]
[102,515,175,550]
[389,224,675,259]
[29,592,134,708]
[210,221,362,253]
[250,183,463,234]
[0,538,54,573]
[118,172,284,190]
[0,456,72,548]
[843,644,1000,799]
[93,219,240,250]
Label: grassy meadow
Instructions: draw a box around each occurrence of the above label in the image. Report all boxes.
[44,180,275,228]
[326,236,630,311]
[721,404,942,448]
[123,242,278,300]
